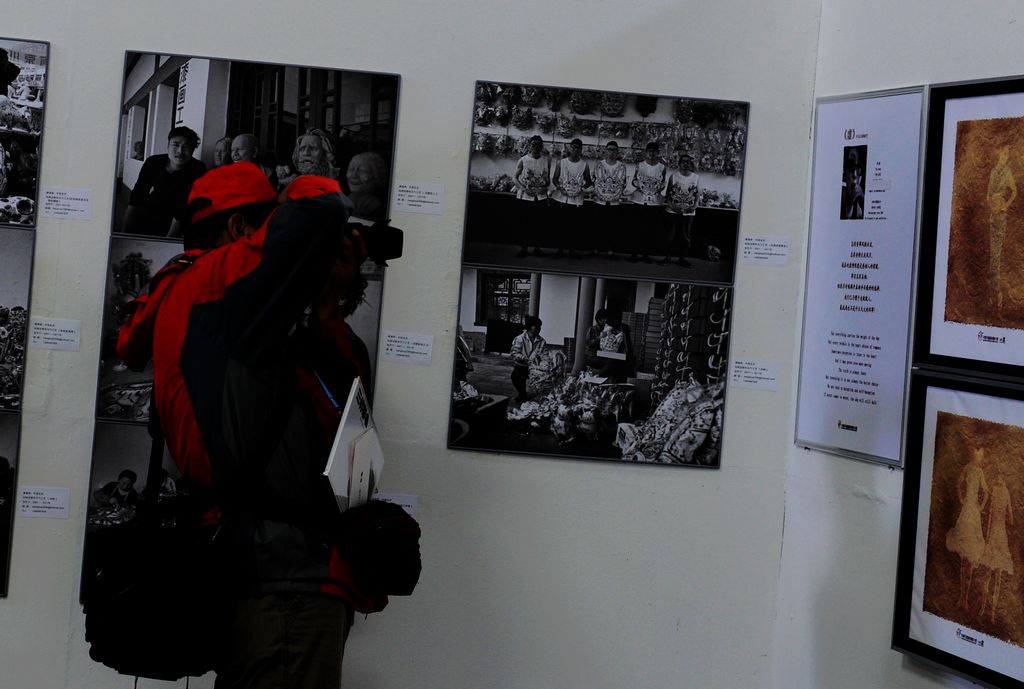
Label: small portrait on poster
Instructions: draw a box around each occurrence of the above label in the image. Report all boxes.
[896,377,1024,688]
[0,227,32,410]
[112,52,399,238]
[450,268,730,467]
[0,37,47,228]
[0,411,18,595]
[462,82,747,285]
[840,144,866,220]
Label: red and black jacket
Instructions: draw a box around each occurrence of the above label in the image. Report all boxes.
[117,177,386,612]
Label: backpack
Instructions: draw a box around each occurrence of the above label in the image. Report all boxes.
[81,427,229,681]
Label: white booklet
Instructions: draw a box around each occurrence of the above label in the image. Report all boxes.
[323,378,383,511]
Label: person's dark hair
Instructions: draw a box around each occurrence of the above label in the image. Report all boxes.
[167,126,200,149]
[525,316,542,329]
[529,135,544,145]
[605,141,619,149]
[595,308,608,321]
[645,142,659,152]
[182,201,276,250]
[570,138,583,147]
[118,469,138,483]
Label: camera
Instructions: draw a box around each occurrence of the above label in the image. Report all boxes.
[347,220,403,266]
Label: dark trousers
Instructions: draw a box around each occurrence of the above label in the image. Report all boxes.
[215,593,352,689]
[511,363,529,402]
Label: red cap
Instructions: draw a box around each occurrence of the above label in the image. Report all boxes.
[187,162,276,223]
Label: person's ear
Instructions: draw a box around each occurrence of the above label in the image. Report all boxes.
[225,212,250,241]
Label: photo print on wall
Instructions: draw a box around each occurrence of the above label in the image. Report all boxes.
[451,268,730,467]
[451,81,744,468]
[463,81,749,286]
[0,36,48,228]
[82,52,401,601]
[0,412,19,596]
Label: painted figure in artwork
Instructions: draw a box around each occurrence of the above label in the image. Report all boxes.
[979,463,1015,621]
[986,146,1016,308]
[945,446,990,608]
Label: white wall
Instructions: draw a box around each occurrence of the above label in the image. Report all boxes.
[0,1,863,688]
[774,3,1024,689]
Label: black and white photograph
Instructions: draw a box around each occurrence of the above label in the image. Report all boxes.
[462,81,748,285]
[79,421,180,602]
[0,37,47,228]
[96,235,386,422]
[0,411,18,596]
[112,52,399,237]
[840,144,866,219]
[450,267,729,466]
[0,227,32,411]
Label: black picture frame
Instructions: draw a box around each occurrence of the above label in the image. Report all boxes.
[893,371,1024,689]
[915,76,1024,380]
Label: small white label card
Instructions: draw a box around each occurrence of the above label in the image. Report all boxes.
[394,181,444,215]
[40,187,92,220]
[374,493,419,517]
[18,486,70,519]
[731,359,780,391]
[382,330,433,366]
[741,235,790,266]
[29,317,81,351]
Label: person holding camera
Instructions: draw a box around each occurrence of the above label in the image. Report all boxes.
[117,162,382,688]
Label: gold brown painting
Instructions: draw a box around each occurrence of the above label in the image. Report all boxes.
[924,411,1023,646]
[945,116,1024,328]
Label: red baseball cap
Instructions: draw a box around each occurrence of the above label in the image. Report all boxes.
[187,162,276,223]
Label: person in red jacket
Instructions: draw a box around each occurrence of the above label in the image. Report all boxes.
[117,161,382,688]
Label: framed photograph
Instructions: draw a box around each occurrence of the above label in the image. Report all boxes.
[916,76,1024,376]
[795,88,924,465]
[0,37,48,228]
[0,227,32,411]
[462,81,748,286]
[450,267,729,467]
[112,51,399,238]
[0,411,19,596]
[894,372,1024,688]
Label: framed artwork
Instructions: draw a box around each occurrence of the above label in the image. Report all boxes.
[0,37,48,228]
[462,81,748,286]
[916,76,1024,376]
[894,372,1024,688]
[450,268,729,467]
